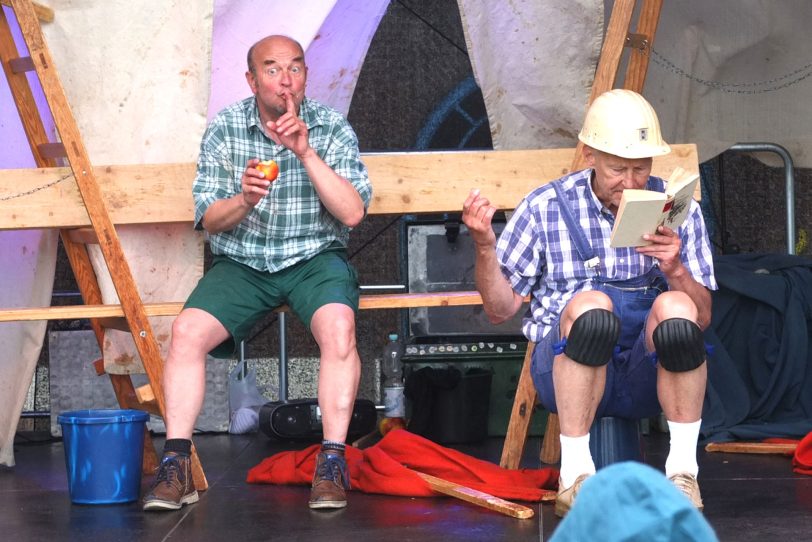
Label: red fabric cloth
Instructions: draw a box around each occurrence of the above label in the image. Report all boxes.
[247,429,558,502]
[763,435,812,475]
[791,432,812,475]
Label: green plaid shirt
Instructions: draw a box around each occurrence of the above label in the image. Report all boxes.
[193,96,372,272]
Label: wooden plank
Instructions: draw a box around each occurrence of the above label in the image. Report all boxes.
[540,413,561,465]
[0,145,699,230]
[0,0,53,22]
[0,302,186,322]
[500,343,539,469]
[570,0,636,172]
[359,291,484,309]
[0,291,493,322]
[0,6,56,167]
[0,163,195,229]
[623,0,663,92]
[412,470,535,519]
[364,148,573,214]
[705,442,797,455]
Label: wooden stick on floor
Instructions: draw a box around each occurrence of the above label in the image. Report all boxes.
[705,442,797,455]
[411,470,535,519]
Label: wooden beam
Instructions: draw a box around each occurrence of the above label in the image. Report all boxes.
[623,0,663,92]
[0,145,700,230]
[0,163,196,229]
[412,470,535,519]
[705,442,797,455]
[500,343,539,469]
[0,291,499,323]
[570,0,636,172]
[0,0,53,23]
[540,413,561,465]
[0,5,57,167]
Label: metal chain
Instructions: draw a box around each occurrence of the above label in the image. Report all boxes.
[0,171,74,201]
[651,49,812,94]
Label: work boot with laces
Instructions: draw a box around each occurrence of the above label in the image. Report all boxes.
[669,472,704,511]
[143,453,199,511]
[308,450,351,509]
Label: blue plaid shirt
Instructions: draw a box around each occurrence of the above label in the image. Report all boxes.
[193,96,372,272]
[496,169,717,342]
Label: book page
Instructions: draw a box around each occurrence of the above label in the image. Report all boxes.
[610,190,667,247]
[662,171,700,230]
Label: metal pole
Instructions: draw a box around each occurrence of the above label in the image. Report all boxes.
[729,143,796,254]
[278,311,288,402]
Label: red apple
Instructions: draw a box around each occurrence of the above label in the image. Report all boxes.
[256,159,279,181]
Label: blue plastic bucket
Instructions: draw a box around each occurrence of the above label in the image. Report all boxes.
[57,409,150,504]
[589,416,643,469]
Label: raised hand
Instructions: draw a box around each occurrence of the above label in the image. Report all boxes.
[462,189,498,247]
[266,93,309,157]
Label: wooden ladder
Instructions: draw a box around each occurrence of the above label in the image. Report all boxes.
[0,0,207,490]
[500,0,664,469]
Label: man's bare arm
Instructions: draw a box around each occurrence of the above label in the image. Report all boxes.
[462,189,525,324]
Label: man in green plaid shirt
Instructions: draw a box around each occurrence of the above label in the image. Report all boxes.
[144,35,372,513]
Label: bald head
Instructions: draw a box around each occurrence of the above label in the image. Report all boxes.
[247,35,305,75]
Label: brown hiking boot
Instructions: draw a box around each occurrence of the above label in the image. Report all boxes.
[143,453,199,511]
[554,473,591,518]
[669,472,704,511]
[308,451,350,510]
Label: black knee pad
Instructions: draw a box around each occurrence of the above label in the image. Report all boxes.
[653,318,705,372]
[563,308,620,367]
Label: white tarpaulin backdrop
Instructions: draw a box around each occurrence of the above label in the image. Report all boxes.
[645,0,812,166]
[457,0,604,150]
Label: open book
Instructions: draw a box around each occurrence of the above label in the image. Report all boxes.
[609,167,700,248]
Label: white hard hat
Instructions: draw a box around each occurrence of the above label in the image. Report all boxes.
[578,89,671,159]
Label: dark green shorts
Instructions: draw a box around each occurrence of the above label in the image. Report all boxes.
[184,247,359,358]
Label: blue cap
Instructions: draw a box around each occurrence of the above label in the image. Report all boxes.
[551,462,718,541]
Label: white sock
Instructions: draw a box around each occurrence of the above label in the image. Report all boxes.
[559,433,596,488]
[665,419,701,477]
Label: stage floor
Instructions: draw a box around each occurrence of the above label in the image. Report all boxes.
[2,430,811,541]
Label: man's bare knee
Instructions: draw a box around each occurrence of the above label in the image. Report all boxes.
[312,306,358,361]
[650,291,698,322]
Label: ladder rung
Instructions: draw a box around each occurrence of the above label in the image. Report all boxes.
[8,56,35,73]
[37,142,67,159]
[135,384,154,404]
[66,227,99,245]
[97,316,131,332]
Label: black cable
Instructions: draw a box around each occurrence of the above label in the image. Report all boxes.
[396,0,469,57]
[348,215,401,260]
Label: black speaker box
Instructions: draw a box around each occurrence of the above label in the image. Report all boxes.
[259,398,377,441]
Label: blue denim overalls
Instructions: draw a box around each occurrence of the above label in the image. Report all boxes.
[530,180,665,419]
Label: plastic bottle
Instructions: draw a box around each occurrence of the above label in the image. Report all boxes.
[381,332,405,419]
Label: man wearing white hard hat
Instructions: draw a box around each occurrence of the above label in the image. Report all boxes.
[462,89,716,517]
